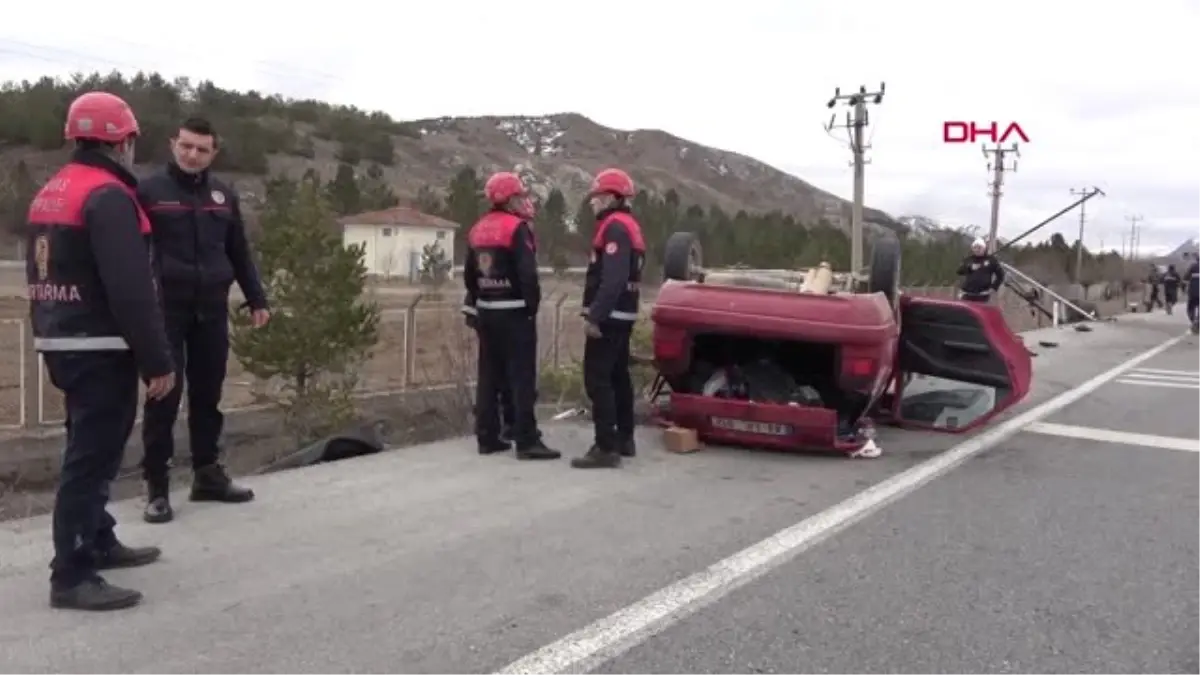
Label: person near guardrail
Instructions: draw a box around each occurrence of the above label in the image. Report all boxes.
[136,117,268,524]
[1184,253,1200,332]
[956,238,1005,303]
[461,291,517,445]
[463,172,559,460]
[1162,264,1181,315]
[571,168,646,470]
[1145,264,1163,312]
[28,91,177,611]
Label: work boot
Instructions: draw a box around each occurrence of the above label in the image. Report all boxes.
[50,576,143,611]
[619,437,637,457]
[143,479,173,523]
[570,445,621,469]
[478,439,512,455]
[516,439,561,461]
[190,464,255,503]
[94,542,162,570]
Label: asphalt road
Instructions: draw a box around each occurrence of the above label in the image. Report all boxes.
[0,312,1195,674]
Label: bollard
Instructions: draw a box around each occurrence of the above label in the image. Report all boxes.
[553,294,569,369]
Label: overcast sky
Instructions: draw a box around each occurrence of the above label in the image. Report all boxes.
[2,0,1197,254]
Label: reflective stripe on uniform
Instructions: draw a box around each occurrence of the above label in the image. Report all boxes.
[34,336,129,351]
[461,304,478,316]
[476,299,526,310]
[581,306,639,321]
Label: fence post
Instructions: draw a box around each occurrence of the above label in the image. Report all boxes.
[20,320,36,430]
[404,295,422,389]
[553,294,568,369]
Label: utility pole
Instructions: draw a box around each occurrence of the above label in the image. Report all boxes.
[1125,214,1143,288]
[983,142,1020,252]
[825,82,886,274]
[1069,186,1095,282]
[1127,214,1143,262]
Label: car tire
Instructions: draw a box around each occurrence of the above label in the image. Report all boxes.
[869,235,901,311]
[663,231,703,282]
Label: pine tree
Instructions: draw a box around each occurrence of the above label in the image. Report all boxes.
[0,160,38,239]
[535,188,570,275]
[418,241,452,296]
[230,173,380,444]
[324,163,362,216]
[358,163,400,211]
[443,167,486,262]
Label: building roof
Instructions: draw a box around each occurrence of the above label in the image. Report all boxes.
[339,206,461,229]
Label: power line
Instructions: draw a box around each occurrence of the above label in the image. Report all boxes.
[0,37,341,94]
[824,82,886,275]
[982,142,1019,253]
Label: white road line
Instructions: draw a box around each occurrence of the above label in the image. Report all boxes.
[1123,371,1199,382]
[1025,422,1200,453]
[495,333,1188,675]
[1130,367,1199,377]
[1115,379,1200,390]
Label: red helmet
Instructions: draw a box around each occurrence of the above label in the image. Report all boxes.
[484,171,526,204]
[484,171,535,219]
[588,168,635,199]
[64,91,139,143]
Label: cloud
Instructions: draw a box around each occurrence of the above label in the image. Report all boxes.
[1,0,1197,254]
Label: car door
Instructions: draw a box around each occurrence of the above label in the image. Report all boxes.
[892,295,1032,432]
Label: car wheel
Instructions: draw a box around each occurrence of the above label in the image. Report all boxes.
[869,235,901,311]
[663,231,703,282]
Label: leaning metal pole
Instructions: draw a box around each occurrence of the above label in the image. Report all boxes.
[1001,262,1099,322]
[993,188,1106,256]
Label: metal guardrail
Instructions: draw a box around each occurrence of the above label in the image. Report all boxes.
[0,296,595,433]
[1000,262,1099,325]
[0,284,1102,435]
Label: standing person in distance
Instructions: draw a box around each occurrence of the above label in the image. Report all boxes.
[956,238,1005,303]
[571,168,646,470]
[463,171,559,460]
[461,292,516,445]
[137,118,270,523]
[1184,253,1200,333]
[1161,263,1181,315]
[29,91,176,611]
[1145,264,1163,312]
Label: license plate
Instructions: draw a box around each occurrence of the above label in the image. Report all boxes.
[710,417,793,436]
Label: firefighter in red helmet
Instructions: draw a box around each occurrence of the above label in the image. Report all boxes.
[463,171,559,460]
[571,168,646,469]
[28,91,176,610]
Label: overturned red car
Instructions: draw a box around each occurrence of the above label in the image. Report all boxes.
[647,233,1033,456]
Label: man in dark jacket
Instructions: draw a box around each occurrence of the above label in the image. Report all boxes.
[1145,265,1163,312]
[1162,264,1181,315]
[138,117,270,523]
[1184,253,1200,332]
[31,91,176,611]
[957,238,1005,302]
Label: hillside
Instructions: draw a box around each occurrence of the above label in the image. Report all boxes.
[0,71,898,238]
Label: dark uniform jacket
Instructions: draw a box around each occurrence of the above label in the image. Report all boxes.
[137,162,267,311]
[582,205,646,326]
[956,254,1005,295]
[26,149,173,378]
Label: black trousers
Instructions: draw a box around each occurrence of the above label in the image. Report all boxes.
[583,322,635,451]
[141,305,229,480]
[44,351,139,588]
[476,312,539,447]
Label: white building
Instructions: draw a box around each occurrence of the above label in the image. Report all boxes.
[339,207,460,280]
